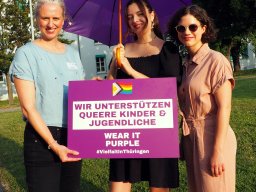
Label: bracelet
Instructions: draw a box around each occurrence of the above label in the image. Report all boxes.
[48,140,57,150]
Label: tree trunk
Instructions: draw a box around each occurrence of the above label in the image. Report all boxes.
[233,55,241,72]
[6,72,14,105]
[231,42,241,72]
[225,44,231,61]
[221,38,233,70]
[225,43,233,71]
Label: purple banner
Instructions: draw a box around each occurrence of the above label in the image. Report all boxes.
[68,78,179,158]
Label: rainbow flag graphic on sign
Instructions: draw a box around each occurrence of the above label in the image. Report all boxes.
[112,82,133,96]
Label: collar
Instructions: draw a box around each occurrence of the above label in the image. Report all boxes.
[185,43,211,66]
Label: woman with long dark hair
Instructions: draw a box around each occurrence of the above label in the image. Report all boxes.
[107,0,182,191]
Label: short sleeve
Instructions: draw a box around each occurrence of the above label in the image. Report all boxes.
[211,53,235,93]
[159,41,182,85]
[9,46,34,82]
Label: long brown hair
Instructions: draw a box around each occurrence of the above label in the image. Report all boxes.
[124,0,163,40]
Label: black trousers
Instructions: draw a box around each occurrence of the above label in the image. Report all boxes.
[24,123,82,192]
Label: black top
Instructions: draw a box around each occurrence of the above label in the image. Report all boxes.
[116,41,182,85]
[109,41,181,188]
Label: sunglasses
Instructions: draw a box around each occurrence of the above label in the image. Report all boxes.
[175,24,199,33]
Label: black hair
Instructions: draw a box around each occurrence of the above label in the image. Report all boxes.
[168,4,217,44]
[124,0,163,40]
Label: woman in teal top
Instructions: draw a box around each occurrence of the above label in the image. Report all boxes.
[9,0,84,191]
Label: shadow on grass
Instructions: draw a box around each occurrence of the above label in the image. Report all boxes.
[0,135,104,192]
[0,135,26,191]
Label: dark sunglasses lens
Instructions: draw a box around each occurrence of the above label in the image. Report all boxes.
[176,25,185,32]
[189,24,198,32]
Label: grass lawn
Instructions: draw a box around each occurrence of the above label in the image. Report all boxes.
[0,69,255,191]
[0,97,19,109]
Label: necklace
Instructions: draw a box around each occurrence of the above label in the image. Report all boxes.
[136,35,157,44]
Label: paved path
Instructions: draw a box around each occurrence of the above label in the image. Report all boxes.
[0,107,20,113]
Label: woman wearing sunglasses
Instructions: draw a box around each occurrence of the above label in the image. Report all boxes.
[168,5,237,192]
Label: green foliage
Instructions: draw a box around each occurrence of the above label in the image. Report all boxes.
[193,0,256,70]
[0,54,13,74]
[58,33,75,44]
[0,0,31,74]
[246,33,256,54]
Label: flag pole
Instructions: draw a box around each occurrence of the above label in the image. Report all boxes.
[29,0,35,40]
[116,0,122,67]
[118,0,122,44]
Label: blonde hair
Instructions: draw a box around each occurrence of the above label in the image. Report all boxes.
[34,0,66,20]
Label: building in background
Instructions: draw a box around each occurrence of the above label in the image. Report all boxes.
[0,71,17,100]
[240,43,256,70]
[64,32,113,80]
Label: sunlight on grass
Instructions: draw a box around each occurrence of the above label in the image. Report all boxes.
[0,97,19,109]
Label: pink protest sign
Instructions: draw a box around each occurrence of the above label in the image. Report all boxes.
[68,78,179,158]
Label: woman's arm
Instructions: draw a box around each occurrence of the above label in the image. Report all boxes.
[14,77,81,162]
[211,80,232,177]
[111,44,149,79]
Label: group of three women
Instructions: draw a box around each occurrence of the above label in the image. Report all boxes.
[9,0,237,191]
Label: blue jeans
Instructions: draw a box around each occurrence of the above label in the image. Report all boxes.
[24,123,82,192]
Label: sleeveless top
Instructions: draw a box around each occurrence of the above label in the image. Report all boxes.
[109,41,181,188]
[116,41,182,84]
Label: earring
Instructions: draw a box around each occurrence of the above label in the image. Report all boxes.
[151,21,154,30]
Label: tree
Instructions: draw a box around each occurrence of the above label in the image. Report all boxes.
[0,0,31,104]
[193,0,256,71]
[246,32,256,54]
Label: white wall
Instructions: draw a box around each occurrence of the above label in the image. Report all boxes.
[240,43,256,70]
[0,73,17,101]
[63,32,113,79]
